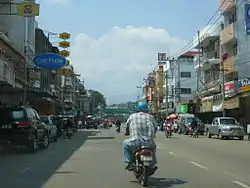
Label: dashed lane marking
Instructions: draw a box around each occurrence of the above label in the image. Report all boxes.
[232,181,250,188]
[189,161,208,170]
[169,152,177,156]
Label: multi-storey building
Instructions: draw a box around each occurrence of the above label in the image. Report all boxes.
[193,23,222,117]
[220,0,250,125]
[0,0,36,104]
[173,51,199,113]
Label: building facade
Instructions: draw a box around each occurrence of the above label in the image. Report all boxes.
[0,0,36,65]
[193,23,222,117]
[173,52,199,113]
[220,0,250,126]
[0,33,26,105]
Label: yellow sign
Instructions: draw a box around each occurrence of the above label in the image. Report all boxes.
[16,2,40,17]
[57,68,72,76]
[59,32,71,40]
[59,41,70,48]
[59,50,70,57]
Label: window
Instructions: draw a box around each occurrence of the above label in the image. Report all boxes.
[12,110,25,119]
[181,72,191,78]
[180,88,191,94]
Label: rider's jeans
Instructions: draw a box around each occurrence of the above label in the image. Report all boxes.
[123,139,157,166]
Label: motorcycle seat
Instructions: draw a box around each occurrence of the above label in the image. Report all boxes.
[134,146,152,155]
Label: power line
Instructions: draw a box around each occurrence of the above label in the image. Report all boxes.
[170,0,244,58]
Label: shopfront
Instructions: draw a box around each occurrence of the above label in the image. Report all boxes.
[212,94,223,112]
[200,96,213,113]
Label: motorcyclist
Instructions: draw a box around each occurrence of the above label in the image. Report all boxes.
[63,117,73,138]
[115,119,121,132]
[189,118,198,134]
[123,101,158,175]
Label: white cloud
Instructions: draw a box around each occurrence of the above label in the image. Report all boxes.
[70,26,185,104]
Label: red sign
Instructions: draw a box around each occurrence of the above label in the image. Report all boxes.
[224,81,236,98]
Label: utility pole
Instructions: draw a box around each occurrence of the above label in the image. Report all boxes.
[176,58,181,102]
[165,68,168,117]
[197,30,201,91]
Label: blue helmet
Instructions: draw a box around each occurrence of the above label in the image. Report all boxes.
[136,101,149,112]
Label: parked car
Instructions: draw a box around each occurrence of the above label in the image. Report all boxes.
[0,106,50,152]
[207,117,245,140]
[40,115,58,141]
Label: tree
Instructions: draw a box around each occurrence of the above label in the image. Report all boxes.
[88,90,107,114]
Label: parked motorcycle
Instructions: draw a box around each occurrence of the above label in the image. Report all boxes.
[131,146,154,187]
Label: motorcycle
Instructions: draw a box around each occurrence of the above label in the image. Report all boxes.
[165,124,173,138]
[116,125,120,133]
[189,127,199,138]
[132,146,154,187]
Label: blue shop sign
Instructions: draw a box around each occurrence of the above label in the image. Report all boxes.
[33,53,67,69]
[237,78,250,93]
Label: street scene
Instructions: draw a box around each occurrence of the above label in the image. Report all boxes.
[1,0,250,188]
[0,127,249,188]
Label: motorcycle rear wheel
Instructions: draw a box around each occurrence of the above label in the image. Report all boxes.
[140,166,149,187]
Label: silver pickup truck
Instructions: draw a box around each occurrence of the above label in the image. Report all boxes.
[207,117,245,140]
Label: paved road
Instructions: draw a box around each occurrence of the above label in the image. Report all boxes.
[0,128,250,188]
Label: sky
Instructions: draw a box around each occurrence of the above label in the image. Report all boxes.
[37,0,219,104]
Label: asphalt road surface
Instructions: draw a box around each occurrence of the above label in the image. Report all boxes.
[0,128,250,188]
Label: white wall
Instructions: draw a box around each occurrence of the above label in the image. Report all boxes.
[179,61,197,100]
[0,0,36,61]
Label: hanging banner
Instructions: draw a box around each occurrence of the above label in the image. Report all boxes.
[244,4,250,35]
[16,2,40,17]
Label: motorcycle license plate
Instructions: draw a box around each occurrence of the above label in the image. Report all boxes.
[143,162,150,166]
[140,155,153,161]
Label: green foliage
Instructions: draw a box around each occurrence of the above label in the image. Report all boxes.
[88,89,107,114]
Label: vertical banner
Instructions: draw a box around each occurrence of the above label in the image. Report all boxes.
[245,4,250,35]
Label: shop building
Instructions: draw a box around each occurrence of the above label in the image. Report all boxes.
[28,28,62,114]
[0,33,26,105]
[193,23,222,121]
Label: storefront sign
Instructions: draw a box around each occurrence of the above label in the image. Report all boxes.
[33,53,67,69]
[17,2,40,17]
[201,100,213,113]
[148,73,155,88]
[59,32,71,40]
[224,97,239,109]
[237,78,250,93]
[224,81,236,98]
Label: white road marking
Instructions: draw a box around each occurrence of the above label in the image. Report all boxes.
[232,181,250,188]
[157,146,161,149]
[225,172,242,180]
[189,161,208,170]
[169,152,177,156]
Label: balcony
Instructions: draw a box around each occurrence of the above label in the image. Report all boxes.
[222,56,235,75]
[220,23,236,45]
[194,51,220,70]
[220,0,236,13]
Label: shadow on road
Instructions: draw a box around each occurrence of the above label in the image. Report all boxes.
[87,136,115,140]
[149,177,187,187]
[0,130,99,188]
